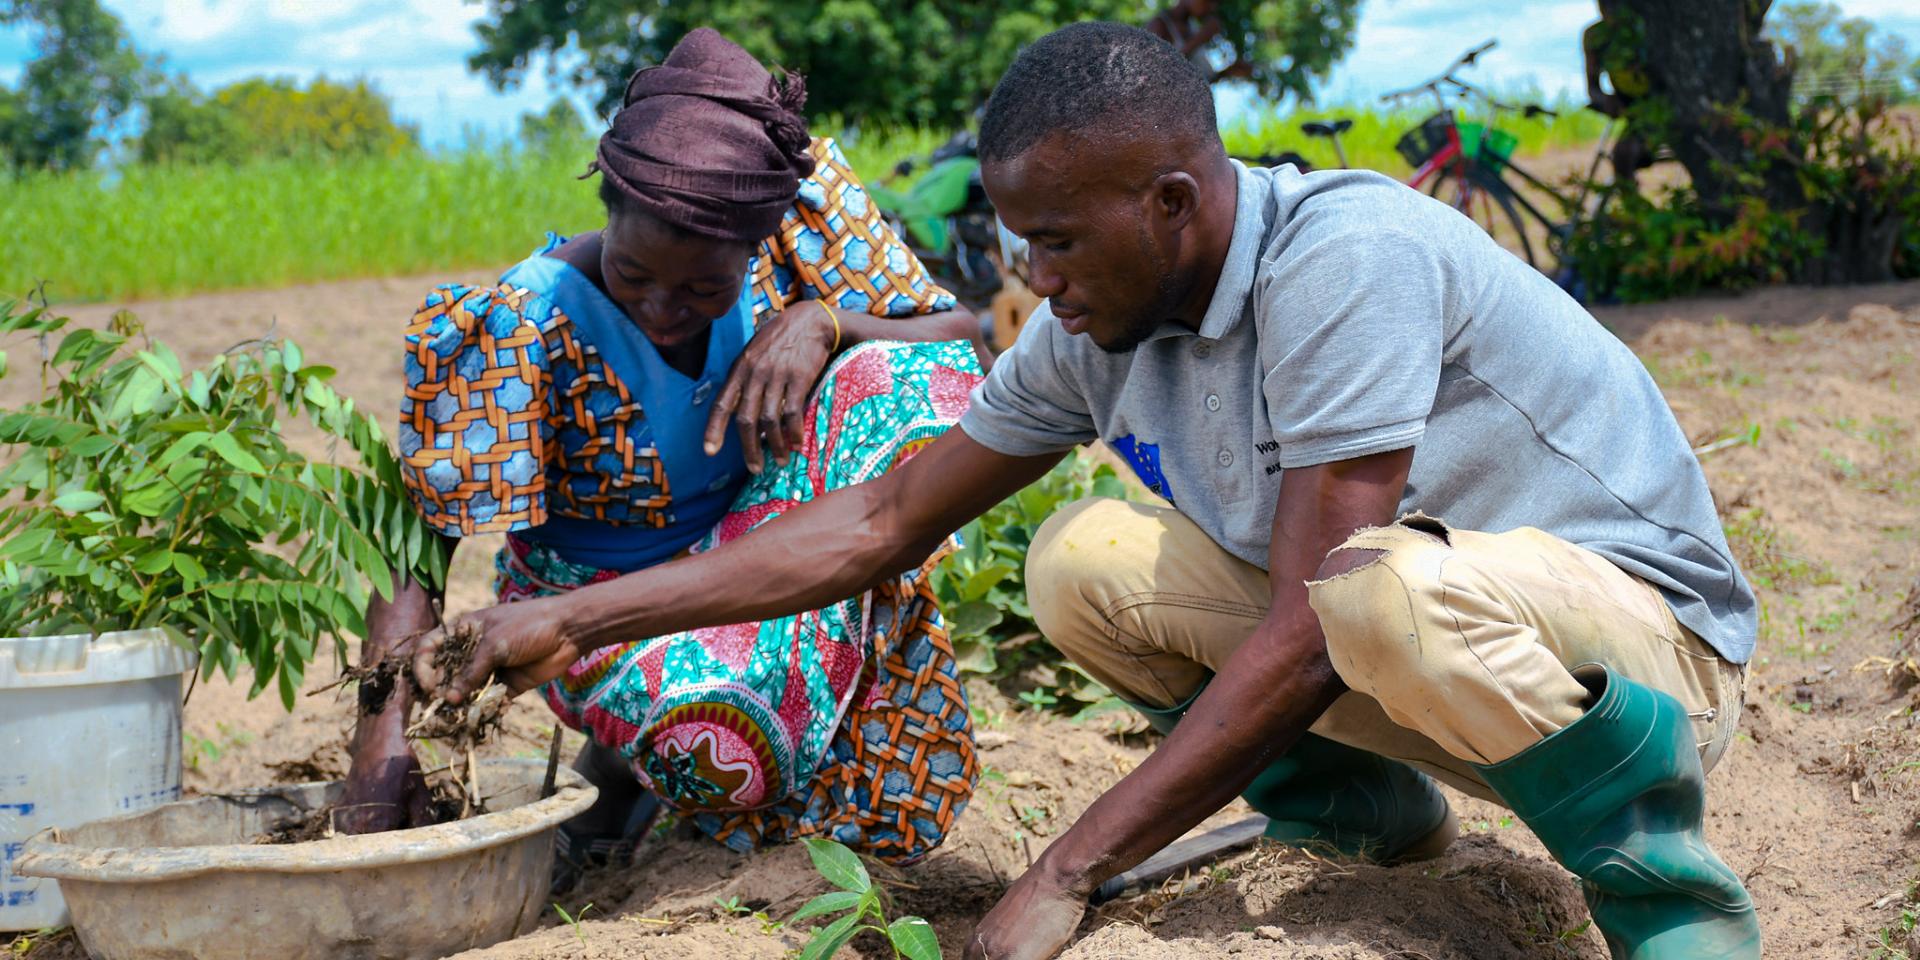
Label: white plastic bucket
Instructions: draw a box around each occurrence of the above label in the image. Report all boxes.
[1,628,195,931]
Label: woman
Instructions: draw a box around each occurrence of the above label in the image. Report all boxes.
[342,28,987,880]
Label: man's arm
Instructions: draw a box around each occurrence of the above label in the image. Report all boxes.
[420,428,1065,702]
[964,447,1414,960]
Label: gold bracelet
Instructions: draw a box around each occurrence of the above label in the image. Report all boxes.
[823,301,843,353]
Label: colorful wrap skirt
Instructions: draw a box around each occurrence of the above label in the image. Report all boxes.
[496,340,983,863]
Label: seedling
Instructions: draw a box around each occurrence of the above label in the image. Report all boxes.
[552,902,594,947]
[0,301,444,707]
[790,838,940,960]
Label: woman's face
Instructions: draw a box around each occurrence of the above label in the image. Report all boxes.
[600,210,754,349]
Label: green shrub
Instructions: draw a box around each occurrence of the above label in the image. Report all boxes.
[931,450,1134,717]
[1563,95,1920,301]
[0,300,443,706]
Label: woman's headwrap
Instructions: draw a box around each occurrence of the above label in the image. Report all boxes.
[588,28,816,243]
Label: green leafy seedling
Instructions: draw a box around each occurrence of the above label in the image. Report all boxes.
[0,300,446,708]
[792,838,940,960]
[552,902,594,947]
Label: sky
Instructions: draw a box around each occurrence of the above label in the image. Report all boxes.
[2,0,1918,149]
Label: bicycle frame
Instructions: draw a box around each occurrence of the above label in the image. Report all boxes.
[1406,125,1465,193]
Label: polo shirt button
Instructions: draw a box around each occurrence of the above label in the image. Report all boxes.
[1194,341,1212,358]
[1218,449,1234,467]
[692,381,714,405]
[1205,394,1221,412]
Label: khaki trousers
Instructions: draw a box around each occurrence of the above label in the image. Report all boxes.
[1026,498,1746,803]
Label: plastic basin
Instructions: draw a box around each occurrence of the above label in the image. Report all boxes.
[14,759,597,959]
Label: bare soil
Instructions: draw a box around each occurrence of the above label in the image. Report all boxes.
[6,275,1918,959]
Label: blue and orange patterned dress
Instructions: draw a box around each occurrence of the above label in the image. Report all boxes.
[397,138,981,863]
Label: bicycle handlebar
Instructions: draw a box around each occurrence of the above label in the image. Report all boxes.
[1377,39,1496,104]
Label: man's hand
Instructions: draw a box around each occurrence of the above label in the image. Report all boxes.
[703,300,836,473]
[958,448,1417,953]
[411,595,582,705]
[963,864,1089,960]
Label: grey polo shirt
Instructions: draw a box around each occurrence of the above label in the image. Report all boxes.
[960,161,1758,664]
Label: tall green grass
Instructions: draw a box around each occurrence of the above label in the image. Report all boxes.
[2,125,954,305]
[1223,95,1612,176]
[3,107,1608,305]
[4,145,604,303]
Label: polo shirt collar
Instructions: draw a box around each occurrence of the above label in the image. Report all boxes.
[1146,159,1270,343]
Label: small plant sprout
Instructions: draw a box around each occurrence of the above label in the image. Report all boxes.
[791,838,939,960]
[551,902,594,947]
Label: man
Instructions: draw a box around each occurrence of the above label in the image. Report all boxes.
[414,22,1761,960]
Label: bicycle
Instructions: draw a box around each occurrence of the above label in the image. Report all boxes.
[1293,40,1623,288]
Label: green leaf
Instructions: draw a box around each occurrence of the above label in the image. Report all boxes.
[0,349,7,379]
[802,838,871,893]
[887,916,941,960]
[134,549,174,575]
[108,369,166,420]
[283,341,303,374]
[952,636,998,675]
[187,370,212,407]
[789,890,862,924]
[121,480,179,518]
[949,600,1004,639]
[137,348,184,386]
[155,431,212,468]
[51,490,105,512]
[172,552,207,585]
[208,431,265,474]
[69,434,116,457]
[957,561,1017,603]
[796,911,862,960]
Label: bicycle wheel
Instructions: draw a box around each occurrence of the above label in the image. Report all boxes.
[1429,162,1536,268]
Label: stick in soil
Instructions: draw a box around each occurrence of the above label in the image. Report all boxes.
[541,725,564,799]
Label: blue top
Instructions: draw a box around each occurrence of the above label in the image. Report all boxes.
[397,234,753,573]
[397,138,961,575]
[503,235,753,570]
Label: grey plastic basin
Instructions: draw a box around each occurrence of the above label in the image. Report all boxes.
[14,759,597,960]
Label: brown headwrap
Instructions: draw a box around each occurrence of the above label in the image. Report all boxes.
[587,28,817,243]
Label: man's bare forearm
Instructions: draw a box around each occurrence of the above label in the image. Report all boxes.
[559,481,938,649]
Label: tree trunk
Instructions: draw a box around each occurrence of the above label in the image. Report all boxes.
[1616,0,1800,219]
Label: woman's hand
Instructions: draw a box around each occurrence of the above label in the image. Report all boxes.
[411,595,582,706]
[703,300,837,473]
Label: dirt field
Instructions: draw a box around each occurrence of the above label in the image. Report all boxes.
[6,274,1919,959]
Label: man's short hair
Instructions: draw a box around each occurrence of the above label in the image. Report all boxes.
[979,21,1220,165]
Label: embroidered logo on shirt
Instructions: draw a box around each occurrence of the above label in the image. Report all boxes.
[1111,434,1173,504]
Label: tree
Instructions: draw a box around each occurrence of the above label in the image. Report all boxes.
[1613,0,1799,220]
[137,76,419,165]
[0,0,149,171]
[517,96,589,153]
[1574,1,1920,291]
[467,0,1363,129]
[1149,0,1364,106]
[1770,2,1920,103]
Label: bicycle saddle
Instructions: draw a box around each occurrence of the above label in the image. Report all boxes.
[1300,119,1354,138]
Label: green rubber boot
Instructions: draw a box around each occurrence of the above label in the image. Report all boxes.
[1473,664,1761,960]
[1134,686,1455,863]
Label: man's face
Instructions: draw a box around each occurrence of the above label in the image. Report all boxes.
[984,135,1186,354]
